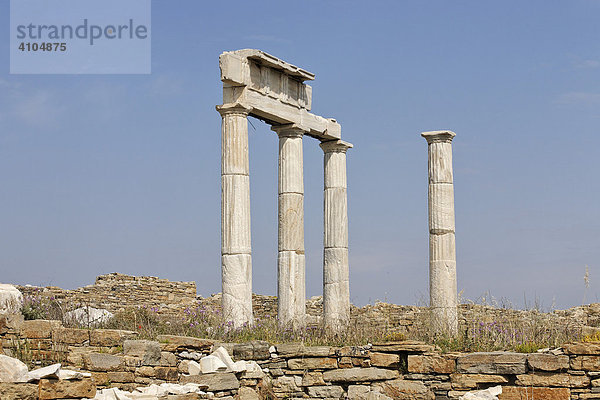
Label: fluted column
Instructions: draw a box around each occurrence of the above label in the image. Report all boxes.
[272,124,307,329]
[320,139,353,332]
[217,103,253,328]
[422,130,458,336]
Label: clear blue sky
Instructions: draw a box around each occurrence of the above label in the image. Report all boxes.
[1,1,599,309]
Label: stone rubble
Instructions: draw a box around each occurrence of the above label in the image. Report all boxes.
[459,385,502,400]
[88,382,207,400]
[0,357,91,383]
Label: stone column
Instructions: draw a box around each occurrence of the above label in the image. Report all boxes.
[272,124,307,329]
[421,130,458,336]
[216,103,253,328]
[320,139,352,332]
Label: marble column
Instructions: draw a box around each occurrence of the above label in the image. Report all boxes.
[217,103,253,328]
[272,124,307,329]
[320,139,352,332]
[421,130,458,336]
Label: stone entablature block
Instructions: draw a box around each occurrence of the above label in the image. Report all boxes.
[219,49,341,140]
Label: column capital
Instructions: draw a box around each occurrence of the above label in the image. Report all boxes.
[320,139,353,154]
[421,130,456,144]
[271,123,308,138]
[216,103,252,117]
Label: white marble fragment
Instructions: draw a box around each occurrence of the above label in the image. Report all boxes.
[24,363,61,381]
[0,284,23,314]
[233,360,247,372]
[0,354,28,382]
[210,346,236,371]
[187,360,202,375]
[460,385,502,400]
[199,355,227,373]
[58,369,91,380]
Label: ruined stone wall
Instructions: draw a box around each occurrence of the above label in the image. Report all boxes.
[15,273,600,338]
[2,314,600,399]
[17,273,197,317]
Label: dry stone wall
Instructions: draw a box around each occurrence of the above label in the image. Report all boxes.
[3,315,600,399]
[17,273,197,317]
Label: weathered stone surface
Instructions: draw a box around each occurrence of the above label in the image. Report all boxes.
[38,378,96,399]
[233,340,270,360]
[238,386,260,400]
[450,373,509,390]
[123,339,162,365]
[137,366,155,377]
[367,392,394,400]
[157,335,214,352]
[179,372,239,391]
[370,352,400,367]
[240,361,264,379]
[564,342,600,355]
[307,385,344,398]
[527,353,569,371]
[579,393,600,400]
[0,354,28,382]
[499,386,570,400]
[53,328,89,345]
[288,357,338,370]
[374,379,435,400]
[83,353,123,372]
[571,355,600,370]
[272,375,302,396]
[0,313,23,334]
[515,372,590,387]
[371,340,435,353]
[408,354,455,373]
[66,345,105,367]
[161,351,178,366]
[457,352,527,374]
[348,384,371,399]
[107,371,135,383]
[323,367,399,382]
[276,343,333,357]
[0,383,37,399]
[90,329,137,347]
[155,366,178,381]
[300,372,325,386]
[90,372,108,386]
[336,346,369,358]
[22,320,61,339]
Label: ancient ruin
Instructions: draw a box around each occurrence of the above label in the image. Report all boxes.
[217,50,352,330]
[422,130,459,335]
